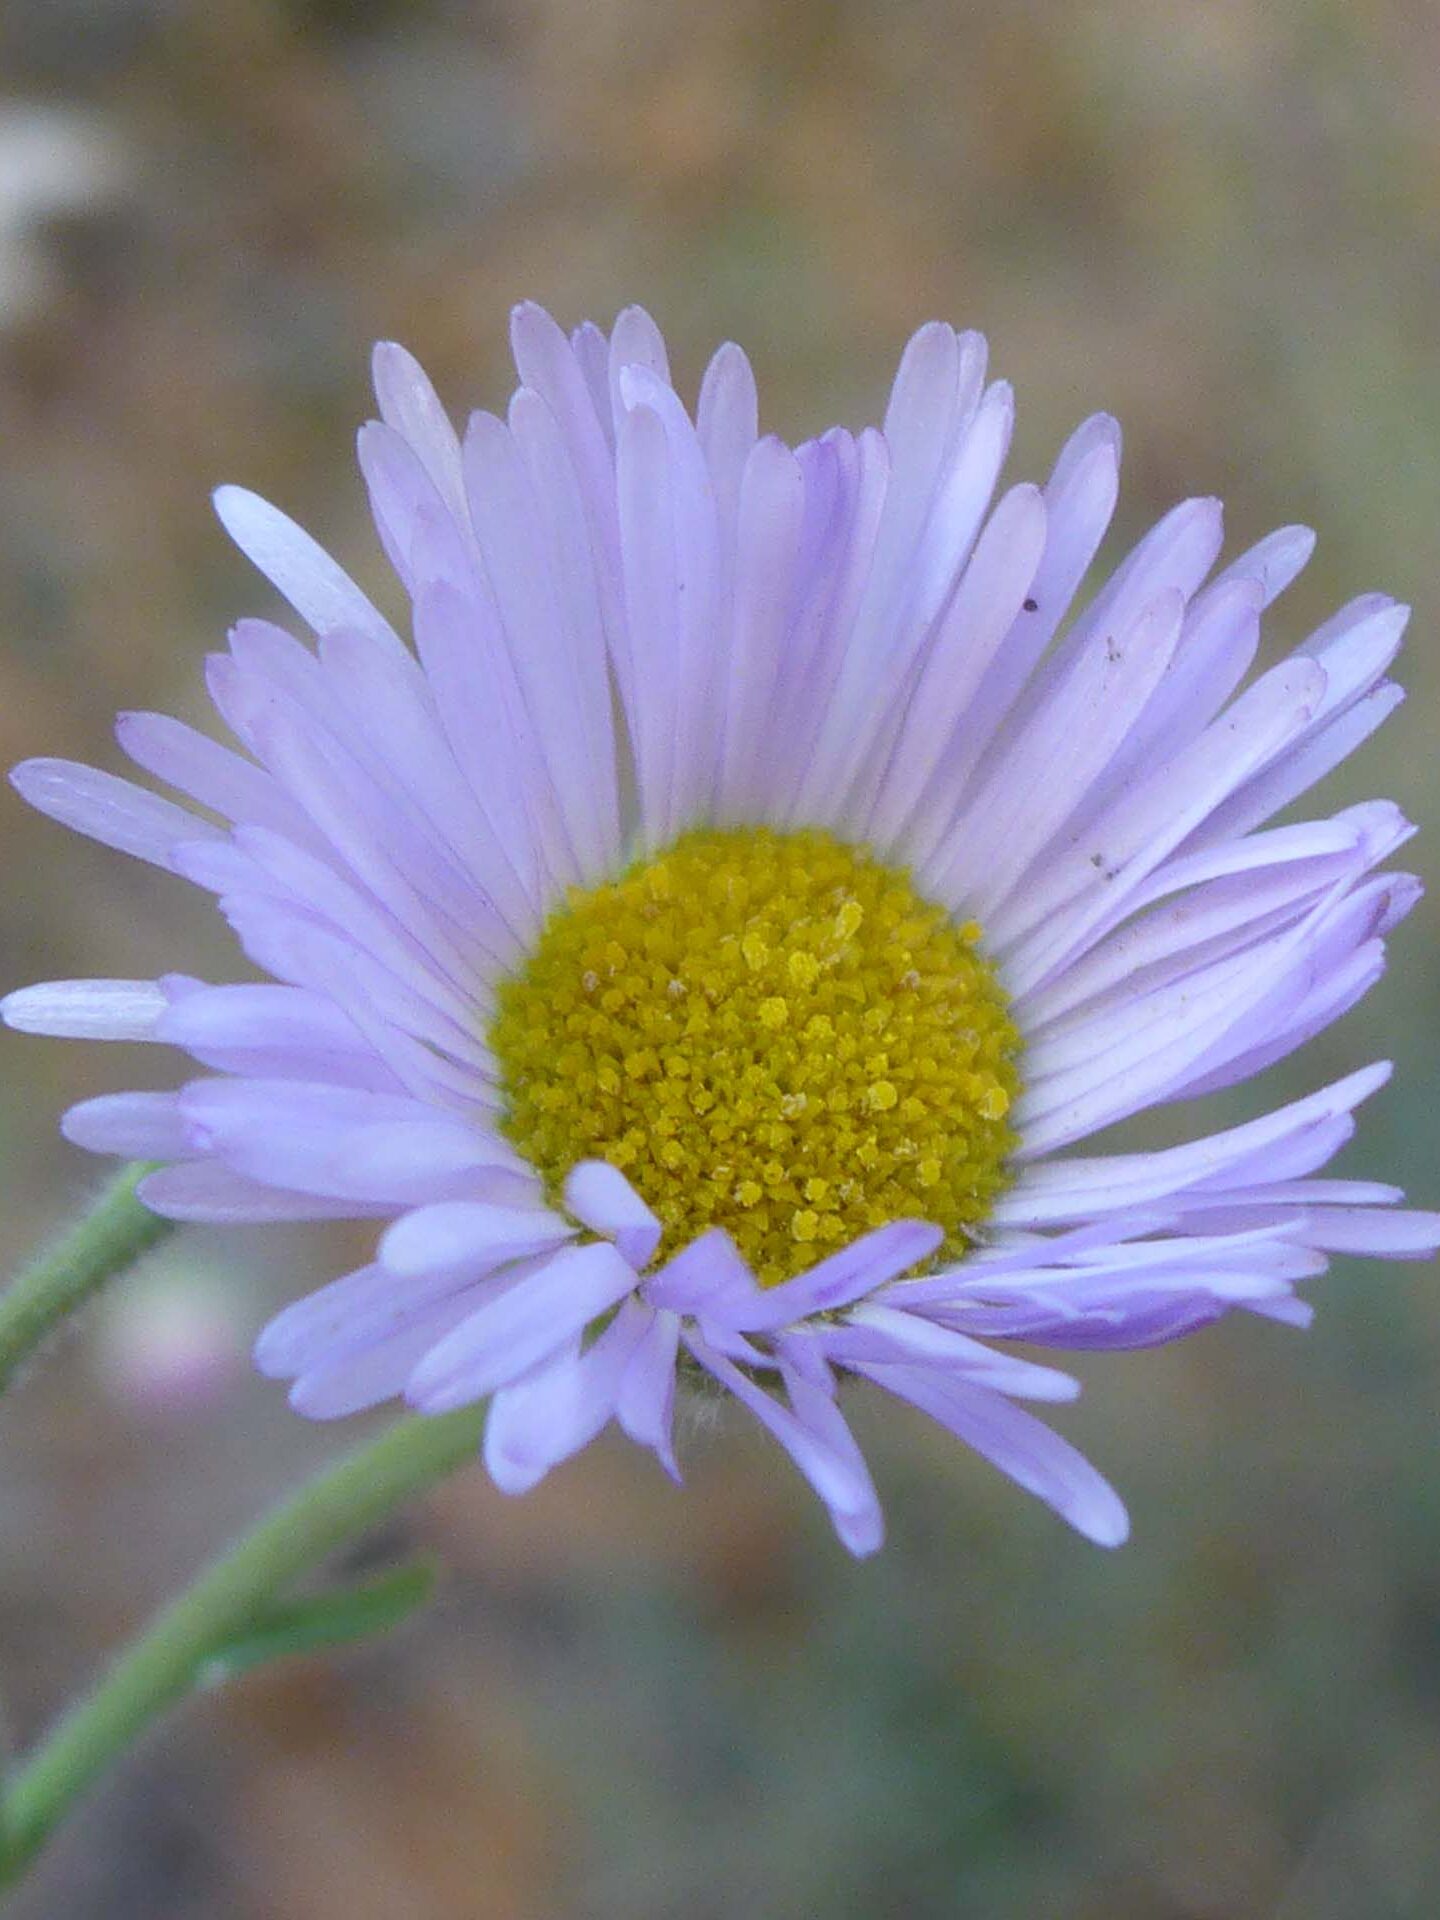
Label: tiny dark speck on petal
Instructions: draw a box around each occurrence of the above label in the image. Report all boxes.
[1023,597,1039,612]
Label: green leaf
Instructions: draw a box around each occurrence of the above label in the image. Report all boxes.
[194,1561,438,1689]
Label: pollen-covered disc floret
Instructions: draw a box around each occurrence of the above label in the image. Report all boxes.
[492,828,1021,1285]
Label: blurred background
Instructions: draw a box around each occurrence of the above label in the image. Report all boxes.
[1,0,1439,1914]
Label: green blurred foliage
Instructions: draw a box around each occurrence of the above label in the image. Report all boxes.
[1,1,1438,1915]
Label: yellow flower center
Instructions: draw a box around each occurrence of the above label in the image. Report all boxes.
[491,827,1022,1286]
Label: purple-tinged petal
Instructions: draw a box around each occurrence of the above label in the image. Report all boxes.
[774,1330,838,1398]
[856,1364,1129,1547]
[912,417,1119,830]
[890,1211,1177,1301]
[995,1064,1391,1228]
[688,1332,884,1556]
[177,1077,519,1205]
[953,1294,1233,1351]
[1021,818,1375,1036]
[405,1241,639,1412]
[1298,1207,1440,1258]
[714,1220,944,1333]
[1016,882,1368,1156]
[615,1303,682,1480]
[1245,1295,1316,1328]
[256,1258,494,1377]
[371,340,468,525]
[794,371,1013,825]
[866,480,1047,852]
[485,1307,648,1494]
[712,435,807,822]
[1068,576,1263,833]
[212,485,405,657]
[224,826,488,1040]
[62,1092,194,1158]
[696,339,759,532]
[1209,523,1314,605]
[155,982,397,1090]
[380,1200,574,1278]
[826,1306,1080,1401]
[607,305,671,426]
[509,302,617,514]
[642,1229,756,1315]
[997,655,1328,993]
[116,710,317,844]
[287,1292,481,1420]
[932,589,1186,919]
[12,759,223,872]
[1186,683,1405,858]
[563,1160,662,1267]
[463,407,619,880]
[138,1161,395,1224]
[2,978,168,1041]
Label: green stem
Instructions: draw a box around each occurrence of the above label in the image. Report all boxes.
[0,1404,485,1891]
[0,1164,171,1397]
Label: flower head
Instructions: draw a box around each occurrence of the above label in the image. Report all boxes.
[6,306,1436,1555]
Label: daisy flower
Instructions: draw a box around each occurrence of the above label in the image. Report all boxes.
[6,306,1436,1556]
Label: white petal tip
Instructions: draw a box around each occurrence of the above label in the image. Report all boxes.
[57,1105,110,1153]
[840,1522,886,1559]
[1079,1500,1130,1549]
[252,1335,288,1381]
[563,1158,662,1269]
[9,758,42,797]
[1,978,167,1040]
[485,1454,548,1497]
[211,482,248,519]
[1093,412,1122,447]
[286,1380,350,1424]
[0,989,34,1031]
[510,299,554,331]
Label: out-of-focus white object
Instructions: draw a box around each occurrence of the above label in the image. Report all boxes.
[0,100,129,325]
[90,1259,248,1417]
